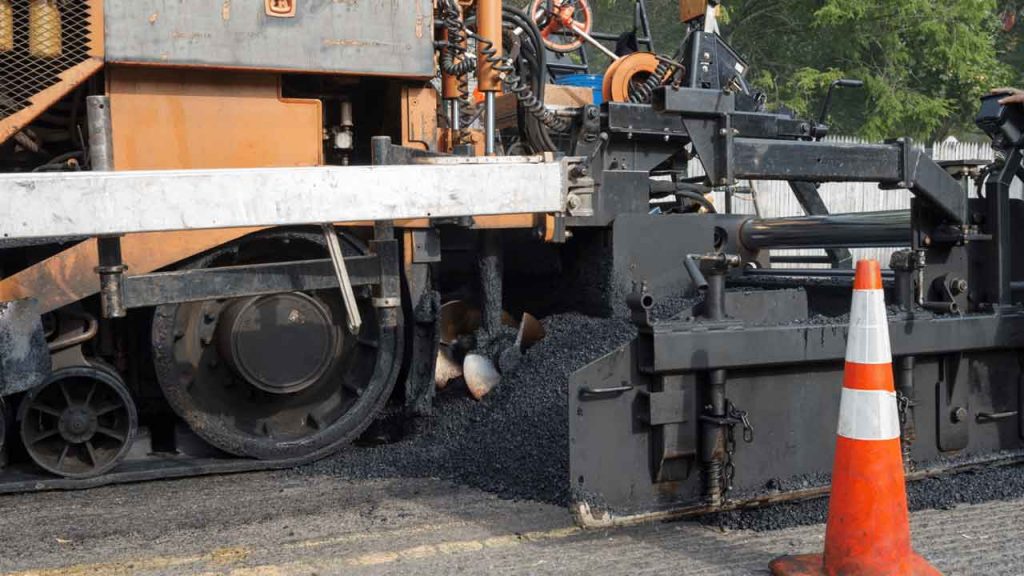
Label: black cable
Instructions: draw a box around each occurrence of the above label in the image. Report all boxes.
[500,6,561,151]
[676,190,717,213]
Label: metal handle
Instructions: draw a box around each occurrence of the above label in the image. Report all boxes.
[976,411,1018,423]
[684,255,709,292]
[579,385,634,399]
[322,224,363,334]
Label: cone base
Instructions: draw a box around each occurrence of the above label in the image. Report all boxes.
[769,552,941,576]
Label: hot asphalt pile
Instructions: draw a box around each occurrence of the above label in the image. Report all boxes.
[299,311,642,506]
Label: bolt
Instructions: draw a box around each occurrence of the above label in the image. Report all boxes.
[586,107,599,120]
[923,235,932,247]
[950,278,968,296]
[952,406,967,423]
[663,134,670,142]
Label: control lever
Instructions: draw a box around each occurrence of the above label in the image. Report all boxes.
[813,78,864,140]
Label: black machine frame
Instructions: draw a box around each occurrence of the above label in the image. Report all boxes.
[561,32,1024,523]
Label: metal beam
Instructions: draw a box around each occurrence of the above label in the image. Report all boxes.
[646,312,1024,372]
[0,156,567,240]
[732,138,965,223]
[122,256,380,309]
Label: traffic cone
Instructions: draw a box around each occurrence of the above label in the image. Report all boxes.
[770,260,940,576]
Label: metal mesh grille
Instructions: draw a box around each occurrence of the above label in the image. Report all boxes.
[0,0,93,120]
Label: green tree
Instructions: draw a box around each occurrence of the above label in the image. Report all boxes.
[589,0,1010,140]
[723,0,1010,140]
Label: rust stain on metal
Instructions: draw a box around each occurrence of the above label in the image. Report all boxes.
[221,0,230,21]
[148,11,158,24]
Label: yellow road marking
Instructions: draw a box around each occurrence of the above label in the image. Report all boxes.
[4,525,581,576]
[282,519,471,550]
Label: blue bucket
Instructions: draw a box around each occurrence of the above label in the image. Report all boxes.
[555,74,604,106]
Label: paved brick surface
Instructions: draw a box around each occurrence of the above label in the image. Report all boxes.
[0,471,1020,575]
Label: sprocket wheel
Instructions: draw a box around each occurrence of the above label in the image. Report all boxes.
[18,365,137,478]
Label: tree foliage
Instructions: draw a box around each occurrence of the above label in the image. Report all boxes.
[592,0,1011,140]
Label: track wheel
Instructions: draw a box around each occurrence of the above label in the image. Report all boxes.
[18,366,137,478]
[151,230,401,461]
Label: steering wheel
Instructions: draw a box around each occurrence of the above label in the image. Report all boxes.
[529,0,594,53]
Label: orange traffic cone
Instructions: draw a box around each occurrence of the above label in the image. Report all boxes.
[770,260,940,576]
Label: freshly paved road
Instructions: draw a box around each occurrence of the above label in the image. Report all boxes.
[0,470,1020,575]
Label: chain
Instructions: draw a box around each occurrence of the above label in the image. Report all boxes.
[723,419,737,494]
[721,400,754,498]
[897,391,910,425]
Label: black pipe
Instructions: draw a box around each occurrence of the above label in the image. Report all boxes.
[769,255,833,265]
[744,269,895,279]
[478,230,503,335]
[701,264,728,507]
[740,210,911,250]
[684,255,709,292]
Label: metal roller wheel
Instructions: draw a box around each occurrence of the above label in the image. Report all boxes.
[18,366,137,478]
[151,229,401,461]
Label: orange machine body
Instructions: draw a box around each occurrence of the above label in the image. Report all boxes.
[0,0,555,312]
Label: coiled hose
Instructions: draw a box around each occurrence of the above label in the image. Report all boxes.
[439,0,480,145]
[629,59,675,104]
[441,3,569,151]
[471,14,569,134]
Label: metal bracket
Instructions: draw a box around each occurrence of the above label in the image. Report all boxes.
[936,353,970,452]
[410,229,441,264]
[95,236,127,319]
[638,374,697,483]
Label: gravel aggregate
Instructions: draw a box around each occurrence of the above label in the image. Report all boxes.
[705,462,1024,532]
[299,311,641,506]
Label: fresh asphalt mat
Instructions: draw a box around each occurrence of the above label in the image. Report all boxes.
[0,471,1020,575]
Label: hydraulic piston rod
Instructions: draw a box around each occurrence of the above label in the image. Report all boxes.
[739,210,911,250]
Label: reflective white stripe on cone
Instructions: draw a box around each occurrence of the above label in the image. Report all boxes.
[846,290,891,365]
[836,388,900,441]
